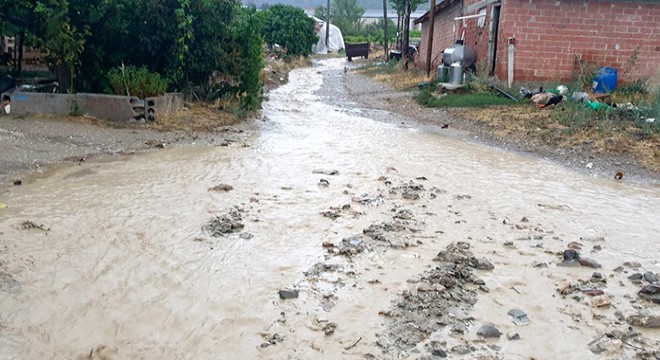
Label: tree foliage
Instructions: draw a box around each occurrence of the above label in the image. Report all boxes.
[332,0,365,36]
[0,0,265,109]
[260,4,317,57]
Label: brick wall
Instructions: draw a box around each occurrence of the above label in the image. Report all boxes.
[495,0,660,84]
[417,0,463,70]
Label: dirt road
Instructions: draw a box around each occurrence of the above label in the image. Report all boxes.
[1,59,659,359]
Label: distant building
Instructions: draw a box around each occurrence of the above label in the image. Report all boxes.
[415,0,660,85]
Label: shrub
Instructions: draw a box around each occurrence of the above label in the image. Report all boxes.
[107,65,169,99]
[260,4,318,57]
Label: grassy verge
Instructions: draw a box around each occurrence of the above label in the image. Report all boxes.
[415,90,514,108]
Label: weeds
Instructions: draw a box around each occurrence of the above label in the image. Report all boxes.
[415,90,513,108]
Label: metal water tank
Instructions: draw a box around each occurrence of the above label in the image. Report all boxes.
[449,62,464,84]
[437,64,449,82]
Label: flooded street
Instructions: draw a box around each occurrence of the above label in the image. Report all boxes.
[1,59,659,359]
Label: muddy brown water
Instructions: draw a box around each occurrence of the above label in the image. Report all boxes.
[1,59,659,359]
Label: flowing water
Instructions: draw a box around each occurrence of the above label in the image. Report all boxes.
[1,59,659,359]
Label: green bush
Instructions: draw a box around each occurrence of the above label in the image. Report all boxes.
[260,4,318,57]
[107,65,169,99]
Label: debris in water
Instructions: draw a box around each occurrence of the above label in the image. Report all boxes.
[615,171,624,180]
[13,180,22,186]
[312,169,339,175]
[21,220,50,232]
[202,209,244,236]
[344,337,362,350]
[319,179,330,187]
[626,315,660,328]
[208,184,234,191]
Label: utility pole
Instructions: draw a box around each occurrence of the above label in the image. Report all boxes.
[425,0,436,76]
[383,0,388,61]
[402,1,411,69]
[326,0,331,49]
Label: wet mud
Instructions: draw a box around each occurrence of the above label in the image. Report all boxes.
[0,59,659,359]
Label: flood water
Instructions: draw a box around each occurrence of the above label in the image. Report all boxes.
[1,59,659,359]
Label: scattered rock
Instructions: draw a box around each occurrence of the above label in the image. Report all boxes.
[508,309,530,325]
[643,272,659,284]
[13,180,21,186]
[278,289,299,300]
[589,336,622,354]
[623,261,642,268]
[260,333,284,348]
[450,345,471,354]
[578,257,602,268]
[239,232,254,240]
[591,295,612,308]
[628,273,644,281]
[202,209,244,236]
[521,216,529,222]
[627,315,660,328]
[322,322,337,335]
[477,324,502,338]
[473,257,494,270]
[321,210,342,219]
[638,284,660,304]
[208,184,233,191]
[319,179,330,187]
[507,333,520,341]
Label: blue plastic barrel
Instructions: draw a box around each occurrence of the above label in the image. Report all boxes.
[592,67,618,93]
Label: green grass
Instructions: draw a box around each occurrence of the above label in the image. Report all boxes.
[415,90,514,108]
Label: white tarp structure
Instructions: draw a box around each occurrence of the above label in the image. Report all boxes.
[311,16,345,54]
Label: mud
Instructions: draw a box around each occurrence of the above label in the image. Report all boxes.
[1,59,659,359]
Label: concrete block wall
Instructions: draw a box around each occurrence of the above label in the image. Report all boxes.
[2,92,183,122]
[495,0,660,83]
[5,92,76,116]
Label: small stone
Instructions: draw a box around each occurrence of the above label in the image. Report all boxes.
[592,245,602,251]
[487,345,502,351]
[591,295,611,308]
[477,324,502,338]
[450,345,471,354]
[13,180,22,186]
[643,272,659,284]
[639,284,660,304]
[322,322,337,335]
[578,257,601,268]
[623,261,642,268]
[591,272,603,280]
[627,315,660,328]
[474,258,494,270]
[508,309,530,325]
[628,273,643,281]
[589,337,622,354]
[278,289,299,300]
[614,311,626,322]
[521,216,529,222]
[473,279,486,286]
[563,249,580,261]
[507,333,520,341]
[208,184,233,191]
[431,349,447,357]
[479,285,490,292]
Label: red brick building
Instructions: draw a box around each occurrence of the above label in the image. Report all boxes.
[415,0,660,86]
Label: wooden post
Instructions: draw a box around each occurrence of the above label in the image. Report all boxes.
[383,0,388,61]
[425,0,436,77]
[326,0,331,48]
[402,1,411,70]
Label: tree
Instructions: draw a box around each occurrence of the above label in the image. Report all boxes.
[390,0,426,68]
[260,4,317,57]
[332,0,365,36]
[314,6,327,21]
